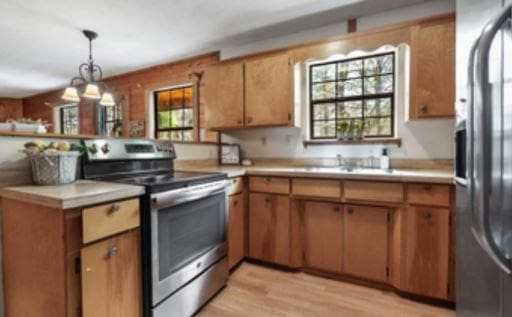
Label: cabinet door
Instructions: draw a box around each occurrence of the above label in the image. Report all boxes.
[410,18,455,119]
[81,230,141,317]
[203,62,245,129]
[228,193,245,269]
[405,206,450,299]
[248,193,290,265]
[245,54,292,127]
[304,201,343,273]
[344,205,389,282]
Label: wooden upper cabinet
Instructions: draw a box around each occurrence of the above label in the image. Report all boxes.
[81,229,142,317]
[228,193,245,269]
[404,206,450,299]
[203,62,245,129]
[343,205,389,282]
[245,54,293,127]
[248,193,290,265]
[304,201,343,273]
[410,17,455,119]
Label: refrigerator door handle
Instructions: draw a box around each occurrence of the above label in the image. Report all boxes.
[473,4,512,274]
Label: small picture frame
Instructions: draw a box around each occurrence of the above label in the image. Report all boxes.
[219,144,241,165]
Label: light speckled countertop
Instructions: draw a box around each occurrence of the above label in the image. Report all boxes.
[0,180,145,209]
[178,166,454,184]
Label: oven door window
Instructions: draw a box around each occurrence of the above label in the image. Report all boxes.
[156,192,226,282]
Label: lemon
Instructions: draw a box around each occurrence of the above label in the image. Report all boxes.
[57,141,71,152]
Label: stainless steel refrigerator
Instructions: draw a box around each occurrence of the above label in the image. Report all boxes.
[456,0,512,316]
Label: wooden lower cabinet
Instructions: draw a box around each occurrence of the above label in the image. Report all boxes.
[404,206,450,299]
[304,201,343,273]
[343,205,389,282]
[228,193,245,269]
[82,229,142,317]
[248,193,290,265]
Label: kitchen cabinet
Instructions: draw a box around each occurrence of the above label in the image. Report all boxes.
[203,62,245,129]
[81,230,141,317]
[245,54,292,126]
[410,17,455,119]
[304,201,343,273]
[228,193,245,269]
[204,53,293,130]
[343,205,389,282]
[248,193,290,265]
[404,206,450,299]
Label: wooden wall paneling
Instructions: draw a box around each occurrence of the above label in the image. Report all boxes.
[1,199,67,317]
[244,54,292,127]
[0,98,23,121]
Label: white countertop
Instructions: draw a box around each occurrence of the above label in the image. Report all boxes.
[0,180,145,209]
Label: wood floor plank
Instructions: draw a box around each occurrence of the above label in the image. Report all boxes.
[198,263,454,317]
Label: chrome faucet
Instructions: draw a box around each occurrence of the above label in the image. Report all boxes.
[367,155,376,168]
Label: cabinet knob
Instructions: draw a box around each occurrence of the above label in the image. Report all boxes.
[237,119,243,125]
[265,177,272,182]
[232,179,237,184]
[423,212,432,220]
[419,105,428,114]
[107,247,118,258]
[347,208,354,214]
[265,197,271,204]
[333,206,340,212]
[423,184,433,191]
[234,200,238,206]
[110,203,121,213]
[247,117,253,124]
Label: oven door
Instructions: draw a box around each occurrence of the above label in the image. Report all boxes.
[149,181,228,306]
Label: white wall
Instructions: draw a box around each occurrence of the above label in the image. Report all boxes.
[222,0,456,160]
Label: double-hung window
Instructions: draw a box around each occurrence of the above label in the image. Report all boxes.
[309,52,395,139]
[60,105,79,135]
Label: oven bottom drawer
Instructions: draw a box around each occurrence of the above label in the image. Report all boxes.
[152,257,228,317]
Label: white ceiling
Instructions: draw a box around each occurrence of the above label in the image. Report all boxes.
[0,0,428,98]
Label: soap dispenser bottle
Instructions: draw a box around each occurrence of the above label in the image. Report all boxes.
[380,148,390,170]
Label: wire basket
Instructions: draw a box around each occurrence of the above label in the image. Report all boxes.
[26,151,81,185]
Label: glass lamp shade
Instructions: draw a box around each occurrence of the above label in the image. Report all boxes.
[61,86,80,102]
[99,92,116,106]
[83,83,102,99]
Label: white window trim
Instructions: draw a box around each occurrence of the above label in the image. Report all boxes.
[298,44,410,141]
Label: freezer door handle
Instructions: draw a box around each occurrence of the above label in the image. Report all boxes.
[472,4,512,274]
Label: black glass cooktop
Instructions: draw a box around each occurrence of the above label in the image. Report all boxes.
[114,171,227,193]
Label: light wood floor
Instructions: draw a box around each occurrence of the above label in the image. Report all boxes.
[198,263,455,317]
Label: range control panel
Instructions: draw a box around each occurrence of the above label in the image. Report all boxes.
[83,139,176,161]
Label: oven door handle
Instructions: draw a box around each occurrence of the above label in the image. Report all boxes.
[151,180,229,209]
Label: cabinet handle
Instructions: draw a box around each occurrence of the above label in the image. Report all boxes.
[110,203,120,213]
[265,197,271,204]
[423,184,433,191]
[107,247,118,258]
[423,212,432,220]
[419,105,428,114]
[265,177,272,182]
[347,208,354,214]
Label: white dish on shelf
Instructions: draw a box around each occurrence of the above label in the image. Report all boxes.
[0,122,13,131]
[13,123,47,134]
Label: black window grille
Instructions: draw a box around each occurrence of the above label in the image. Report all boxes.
[60,106,79,135]
[154,86,194,142]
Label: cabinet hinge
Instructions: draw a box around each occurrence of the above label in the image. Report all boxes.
[387,212,391,223]
[288,112,292,121]
[74,257,81,274]
[449,216,452,226]
[386,266,390,277]
[288,57,291,65]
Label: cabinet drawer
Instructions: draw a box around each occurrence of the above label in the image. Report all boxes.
[408,184,450,207]
[344,181,403,203]
[82,198,140,244]
[292,178,341,199]
[228,177,244,196]
[249,176,290,194]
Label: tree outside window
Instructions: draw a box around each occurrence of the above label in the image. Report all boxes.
[154,86,194,142]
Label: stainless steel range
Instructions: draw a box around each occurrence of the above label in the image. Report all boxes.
[82,139,229,317]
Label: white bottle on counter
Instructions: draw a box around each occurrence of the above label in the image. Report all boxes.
[380,148,390,170]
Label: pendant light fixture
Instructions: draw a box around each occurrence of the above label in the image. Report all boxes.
[62,30,115,106]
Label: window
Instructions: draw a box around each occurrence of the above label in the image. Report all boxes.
[154,85,194,142]
[60,106,79,135]
[309,52,395,139]
[99,105,123,137]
